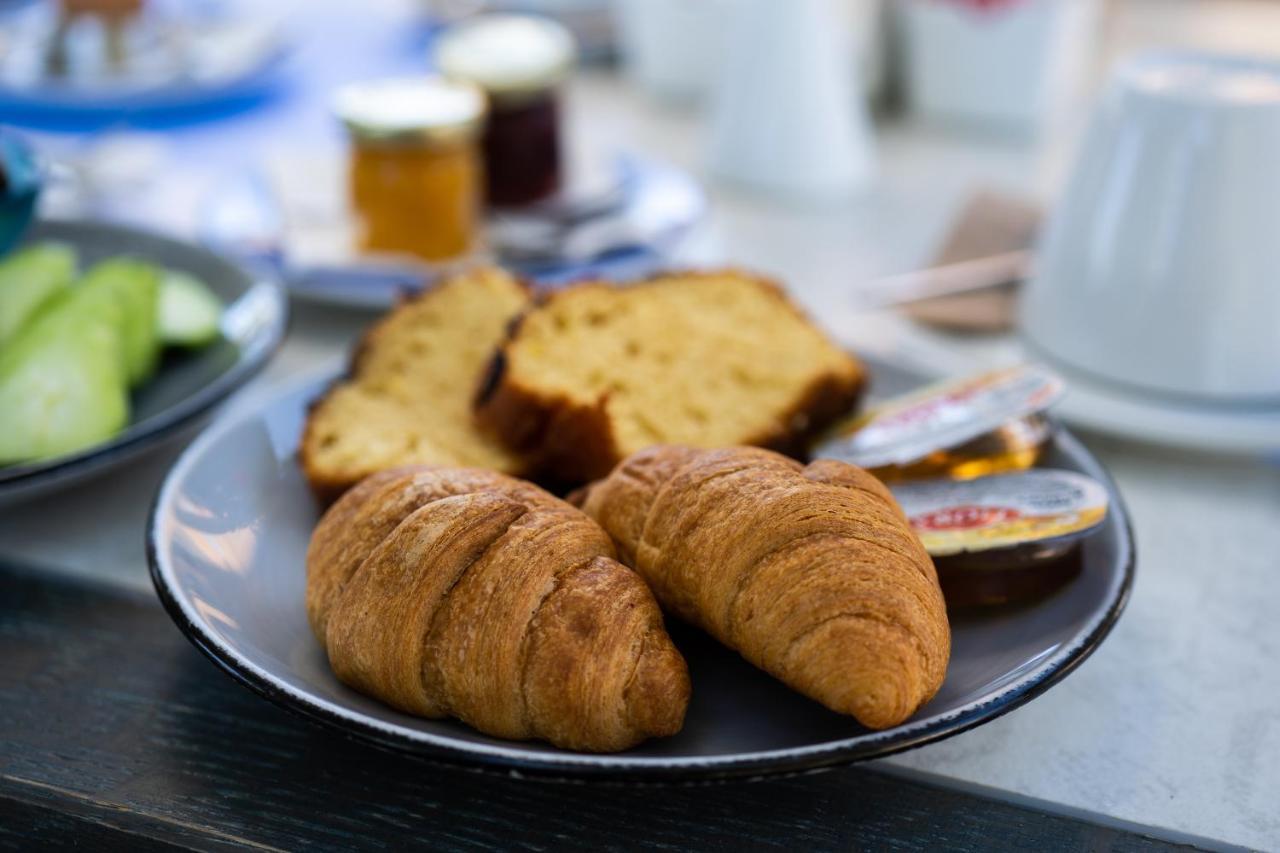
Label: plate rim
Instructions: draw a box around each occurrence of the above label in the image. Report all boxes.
[281,153,709,310]
[0,218,289,495]
[146,371,1136,782]
[1025,340,1280,456]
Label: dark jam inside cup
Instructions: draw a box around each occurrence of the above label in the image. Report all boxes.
[483,91,561,207]
[938,543,1084,609]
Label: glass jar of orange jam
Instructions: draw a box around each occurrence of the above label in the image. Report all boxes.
[334,77,486,262]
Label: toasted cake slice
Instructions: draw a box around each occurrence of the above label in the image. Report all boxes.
[302,267,530,499]
[475,270,865,483]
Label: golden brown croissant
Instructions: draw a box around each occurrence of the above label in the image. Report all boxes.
[579,446,950,730]
[307,465,690,752]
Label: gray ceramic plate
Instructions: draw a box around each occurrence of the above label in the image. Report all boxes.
[148,361,1134,781]
[0,220,287,506]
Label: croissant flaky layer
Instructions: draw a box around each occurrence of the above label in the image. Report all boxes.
[580,446,951,730]
[307,466,691,752]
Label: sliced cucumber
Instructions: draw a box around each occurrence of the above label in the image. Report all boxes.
[77,258,162,387]
[0,300,129,464]
[158,270,222,347]
[0,242,78,347]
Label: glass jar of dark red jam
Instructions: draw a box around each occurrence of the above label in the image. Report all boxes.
[482,89,562,206]
[436,14,576,208]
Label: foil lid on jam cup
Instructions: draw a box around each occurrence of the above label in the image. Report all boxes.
[889,469,1109,558]
[813,364,1066,470]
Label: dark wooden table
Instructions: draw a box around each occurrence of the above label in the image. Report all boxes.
[0,563,1220,851]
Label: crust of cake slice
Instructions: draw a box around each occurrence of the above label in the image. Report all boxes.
[474,270,866,484]
[301,267,532,501]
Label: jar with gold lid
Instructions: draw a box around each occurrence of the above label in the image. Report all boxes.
[435,15,576,207]
[334,76,486,262]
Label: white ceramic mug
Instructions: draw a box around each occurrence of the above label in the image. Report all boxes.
[1021,51,1280,402]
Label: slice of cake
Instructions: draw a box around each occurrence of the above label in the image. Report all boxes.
[475,270,865,483]
[301,267,530,499]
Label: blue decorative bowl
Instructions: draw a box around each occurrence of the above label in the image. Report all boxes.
[0,130,41,255]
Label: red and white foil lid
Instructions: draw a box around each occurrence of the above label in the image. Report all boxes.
[813,364,1066,469]
[890,469,1109,557]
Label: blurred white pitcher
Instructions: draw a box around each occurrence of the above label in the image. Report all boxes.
[1021,51,1280,402]
[706,0,875,201]
[613,0,725,104]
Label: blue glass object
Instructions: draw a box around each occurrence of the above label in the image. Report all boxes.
[0,129,41,256]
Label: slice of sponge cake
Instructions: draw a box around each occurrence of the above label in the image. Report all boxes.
[475,270,865,483]
[301,267,530,499]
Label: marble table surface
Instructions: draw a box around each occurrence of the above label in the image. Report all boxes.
[4,40,1279,853]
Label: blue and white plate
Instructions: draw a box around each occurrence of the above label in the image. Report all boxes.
[253,154,709,310]
[0,1,286,123]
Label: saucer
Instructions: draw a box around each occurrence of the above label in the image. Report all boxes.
[210,152,708,310]
[853,320,1280,458]
[1048,358,1280,457]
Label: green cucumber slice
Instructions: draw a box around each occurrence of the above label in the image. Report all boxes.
[158,270,222,347]
[77,258,162,387]
[0,242,78,347]
[0,302,129,463]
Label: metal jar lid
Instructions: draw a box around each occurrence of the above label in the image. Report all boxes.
[434,14,576,101]
[334,76,486,147]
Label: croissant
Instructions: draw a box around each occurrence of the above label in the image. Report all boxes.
[579,446,950,730]
[307,465,690,752]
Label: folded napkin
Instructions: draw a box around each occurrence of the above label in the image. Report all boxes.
[903,190,1041,334]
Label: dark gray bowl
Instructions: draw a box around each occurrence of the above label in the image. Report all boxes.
[147,364,1134,782]
[0,220,287,505]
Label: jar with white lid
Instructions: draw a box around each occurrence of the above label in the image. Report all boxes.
[435,14,576,207]
[334,76,486,262]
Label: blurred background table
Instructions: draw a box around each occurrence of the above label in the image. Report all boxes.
[2,0,1279,849]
